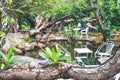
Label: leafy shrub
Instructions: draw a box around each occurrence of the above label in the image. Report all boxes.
[111,26,120,30]
[39,47,71,65]
[0,47,23,70]
[62,25,81,39]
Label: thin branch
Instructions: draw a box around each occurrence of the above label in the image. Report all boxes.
[88,0,104,31]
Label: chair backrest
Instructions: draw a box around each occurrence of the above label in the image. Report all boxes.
[105,41,114,54]
[81,27,89,33]
[80,27,89,39]
[78,23,81,27]
[94,42,105,57]
[94,41,114,57]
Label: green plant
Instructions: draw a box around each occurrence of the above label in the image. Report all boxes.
[0,47,23,70]
[103,27,113,39]
[23,35,35,43]
[111,26,120,30]
[62,26,72,37]
[39,47,71,65]
[81,58,95,65]
[62,25,81,39]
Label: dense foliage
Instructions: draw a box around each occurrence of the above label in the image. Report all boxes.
[0,0,119,34]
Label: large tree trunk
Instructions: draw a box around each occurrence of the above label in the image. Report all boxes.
[88,0,107,42]
[0,45,120,80]
[0,11,2,30]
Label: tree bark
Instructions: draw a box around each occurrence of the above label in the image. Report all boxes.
[88,0,107,41]
[0,11,2,31]
[0,45,120,80]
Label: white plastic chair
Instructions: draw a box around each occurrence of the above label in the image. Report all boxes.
[78,23,81,27]
[94,41,114,59]
[114,73,120,80]
[80,27,89,39]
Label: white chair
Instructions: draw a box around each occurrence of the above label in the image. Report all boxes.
[114,73,120,80]
[94,41,114,59]
[78,23,81,27]
[80,27,89,39]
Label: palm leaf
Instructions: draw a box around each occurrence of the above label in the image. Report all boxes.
[55,48,61,63]
[6,47,14,59]
[51,48,56,61]
[39,52,48,60]
[45,47,52,56]
[0,51,8,61]
[41,47,52,59]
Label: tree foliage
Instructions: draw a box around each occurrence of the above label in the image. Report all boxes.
[0,0,119,33]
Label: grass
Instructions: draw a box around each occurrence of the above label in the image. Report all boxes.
[81,58,95,65]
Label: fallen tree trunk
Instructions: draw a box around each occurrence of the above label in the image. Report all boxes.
[0,46,120,80]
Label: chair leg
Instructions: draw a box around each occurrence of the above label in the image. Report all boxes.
[100,55,103,59]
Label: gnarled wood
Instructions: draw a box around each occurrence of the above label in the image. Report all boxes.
[29,15,74,36]
[0,46,120,80]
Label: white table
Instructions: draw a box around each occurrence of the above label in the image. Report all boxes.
[73,28,81,34]
[74,48,93,58]
[73,28,81,38]
[73,28,81,31]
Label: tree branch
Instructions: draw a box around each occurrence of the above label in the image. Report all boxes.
[88,0,108,41]
[88,0,103,31]
[29,15,71,36]
[0,46,120,80]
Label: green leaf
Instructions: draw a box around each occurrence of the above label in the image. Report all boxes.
[7,0,13,6]
[55,48,61,62]
[41,47,52,59]
[39,52,48,60]
[18,10,24,14]
[6,47,15,59]
[0,31,5,36]
[51,48,56,61]
[1,64,5,70]
[45,47,52,56]
[10,18,15,24]
[0,51,8,62]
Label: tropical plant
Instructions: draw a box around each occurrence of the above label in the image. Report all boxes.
[39,47,71,65]
[0,47,23,70]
